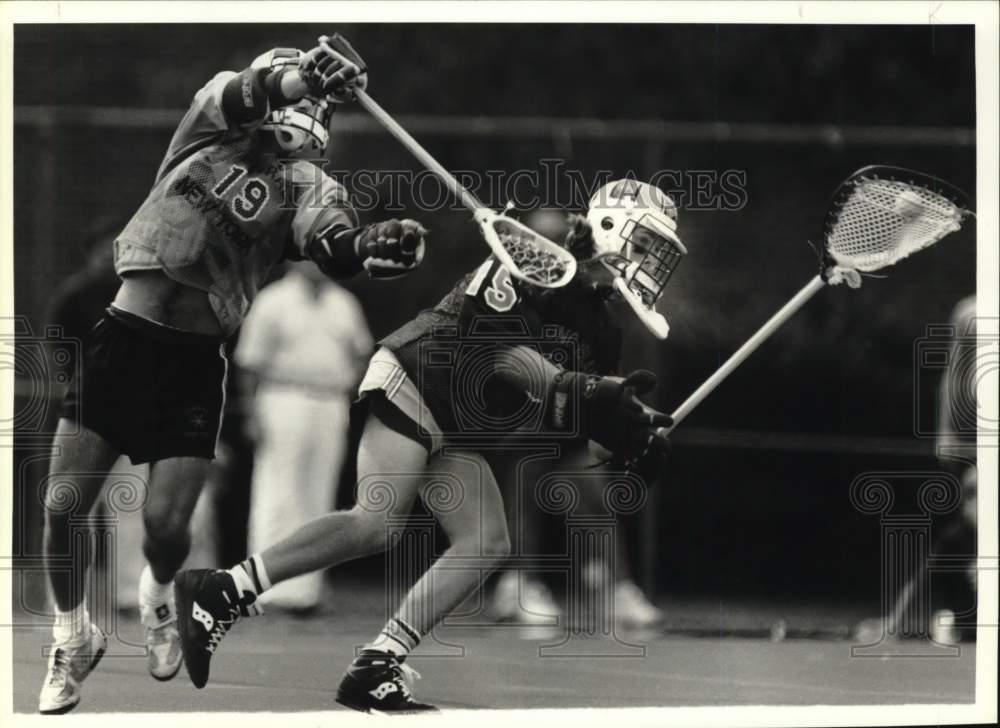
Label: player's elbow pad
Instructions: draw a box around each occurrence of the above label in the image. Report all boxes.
[221,68,271,127]
[306,224,364,279]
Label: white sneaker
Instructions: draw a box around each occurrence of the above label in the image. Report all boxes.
[141,600,182,681]
[613,581,664,628]
[493,572,561,624]
[38,623,107,714]
[931,609,960,646]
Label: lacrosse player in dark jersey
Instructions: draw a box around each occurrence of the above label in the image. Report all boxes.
[38,35,429,714]
[174,179,684,712]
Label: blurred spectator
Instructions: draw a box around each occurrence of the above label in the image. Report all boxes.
[235,262,373,612]
[928,295,977,644]
[864,296,979,646]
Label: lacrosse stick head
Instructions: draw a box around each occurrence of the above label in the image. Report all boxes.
[822,165,970,286]
[476,209,578,288]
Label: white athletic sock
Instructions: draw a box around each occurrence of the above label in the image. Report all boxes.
[226,555,272,616]
[139,564,176,626]
[365,617,421,658]
[52,602,90,645]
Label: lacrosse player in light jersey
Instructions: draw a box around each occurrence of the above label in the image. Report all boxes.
[174,179,683,712]
[38,36,428,714]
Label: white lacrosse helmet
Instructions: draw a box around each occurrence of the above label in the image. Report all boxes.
[250,48,333,154]
[586,179,687,338]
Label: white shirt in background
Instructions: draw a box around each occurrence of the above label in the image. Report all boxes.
[235,273,373,394]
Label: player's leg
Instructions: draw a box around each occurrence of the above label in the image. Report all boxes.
[337,449,510,713]
[137,454,212,680]
[39,420,120,714]
[259,410,427,581]
[118,311,230,683]
[175,406,429,689]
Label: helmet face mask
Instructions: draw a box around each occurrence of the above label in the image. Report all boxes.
[260,95,332,155]
[585,180,686,336]
[597,213,685,308]
[250,48,333,155]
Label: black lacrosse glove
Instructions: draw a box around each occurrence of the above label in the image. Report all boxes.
[547,369,672,479]
[356,219,428,279]
[300,33,368,102]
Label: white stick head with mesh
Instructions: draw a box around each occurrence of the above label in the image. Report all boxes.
[476,209,578,288]
[824,166,969,279]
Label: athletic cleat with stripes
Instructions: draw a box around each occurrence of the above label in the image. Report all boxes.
[38,623,108,715]
[175,568,261,688]
[336,649,438,714]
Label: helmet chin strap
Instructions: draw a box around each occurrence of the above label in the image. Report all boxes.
[613,277,670,339]
[594,255,670,339]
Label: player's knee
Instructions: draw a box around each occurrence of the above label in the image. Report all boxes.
[43,478,94,524]
[142,506,192,552]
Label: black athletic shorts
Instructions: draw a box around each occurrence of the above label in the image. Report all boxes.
[60,306,227,464]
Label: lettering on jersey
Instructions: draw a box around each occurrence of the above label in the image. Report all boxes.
[465,261,517,313]
[464,259,493,297]
[172,174,256,252]
[232,179,269,220]
[211,165,271,221]
[212,165,247,197]
[484,266,517,312]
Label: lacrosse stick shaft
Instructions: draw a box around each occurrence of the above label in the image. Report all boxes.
[662,275,827,434]
[354,89,482,214]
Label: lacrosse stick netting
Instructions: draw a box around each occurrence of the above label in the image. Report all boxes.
[662,166,972,434]
[345,78,577,287]
[823,165,968,282]
[485,215,575,287]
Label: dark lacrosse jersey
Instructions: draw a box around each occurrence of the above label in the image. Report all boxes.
[380,257,622,437]
[115,71,356,335]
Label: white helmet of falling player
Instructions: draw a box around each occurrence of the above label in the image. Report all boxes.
[250,48,334,154]
[585,179,687,339]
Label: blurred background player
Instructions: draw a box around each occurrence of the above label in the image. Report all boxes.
[235,261,373,612]
[174,179,680,712]
[904,295,977,645]
[38,36,428,714]
[489,209,663,629]
[928,295,978,644]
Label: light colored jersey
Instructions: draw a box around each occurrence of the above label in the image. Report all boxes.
[115,71,356,334]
